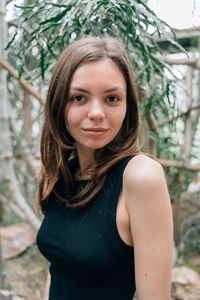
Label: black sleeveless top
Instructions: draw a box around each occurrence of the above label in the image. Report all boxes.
[37,157,136,300]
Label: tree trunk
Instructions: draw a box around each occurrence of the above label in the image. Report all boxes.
[0,0,40,229]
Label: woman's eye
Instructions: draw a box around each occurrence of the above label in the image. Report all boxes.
[106,96,119,103]
[72,95,85,102]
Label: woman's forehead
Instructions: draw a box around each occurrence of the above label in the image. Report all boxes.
[69,59,127,89]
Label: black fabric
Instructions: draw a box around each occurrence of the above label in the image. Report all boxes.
[37,157,136,300]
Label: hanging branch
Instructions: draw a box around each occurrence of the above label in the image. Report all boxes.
[159,102,200,126]
[0,58,45,104]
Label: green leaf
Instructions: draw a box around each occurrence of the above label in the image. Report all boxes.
[14,4,36,9]
[40,46,45,79]
[45,3,69,8]
[5,32,18,50]
[39,23,60,34]
[40,7,71,25]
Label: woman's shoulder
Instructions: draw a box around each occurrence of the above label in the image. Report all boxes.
[122,154,171,216]
[123,154,165,190]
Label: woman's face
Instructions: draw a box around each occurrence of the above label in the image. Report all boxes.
[65,59,127,154]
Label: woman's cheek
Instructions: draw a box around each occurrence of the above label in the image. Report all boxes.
[65,107,79,128]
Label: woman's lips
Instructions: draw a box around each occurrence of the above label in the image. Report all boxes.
[83,128,108,136]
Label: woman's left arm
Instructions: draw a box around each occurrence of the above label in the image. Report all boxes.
[123,155,173,300]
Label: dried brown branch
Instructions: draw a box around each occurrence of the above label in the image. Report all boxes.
[8,21,31,34]
[144,112,158,156]
[145,112,158,135]
[0,58,45,104]
[6,0,14,5]
[159,102,200,126]
[158,159,200,172]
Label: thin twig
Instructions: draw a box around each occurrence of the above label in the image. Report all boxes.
[159,102,200,126]
[8,21,32,34]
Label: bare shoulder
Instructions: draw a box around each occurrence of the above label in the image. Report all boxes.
[123,154,172,236]
[123,154,165,189]
[122,154,170,209]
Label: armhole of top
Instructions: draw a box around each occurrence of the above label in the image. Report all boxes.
[107,156,134,251]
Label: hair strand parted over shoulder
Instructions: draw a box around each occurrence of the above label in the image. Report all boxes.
[37,36,141,212]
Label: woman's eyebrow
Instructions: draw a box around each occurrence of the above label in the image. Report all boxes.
[103,87,126,93]
[69,86,126,93]
[69,87,89,93]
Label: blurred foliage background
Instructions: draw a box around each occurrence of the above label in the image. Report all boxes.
[0,0,200,298]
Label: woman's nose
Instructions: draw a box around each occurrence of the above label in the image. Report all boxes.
[87,100,105,120]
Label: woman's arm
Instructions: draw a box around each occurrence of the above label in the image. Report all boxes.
[43,271,51,300]
[123,155,173,300]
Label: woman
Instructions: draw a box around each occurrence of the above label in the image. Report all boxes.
[36,36,173,300]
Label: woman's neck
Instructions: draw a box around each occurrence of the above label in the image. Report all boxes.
[76,144,95,172]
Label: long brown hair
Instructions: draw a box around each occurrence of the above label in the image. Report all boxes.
[37,36,141,212]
